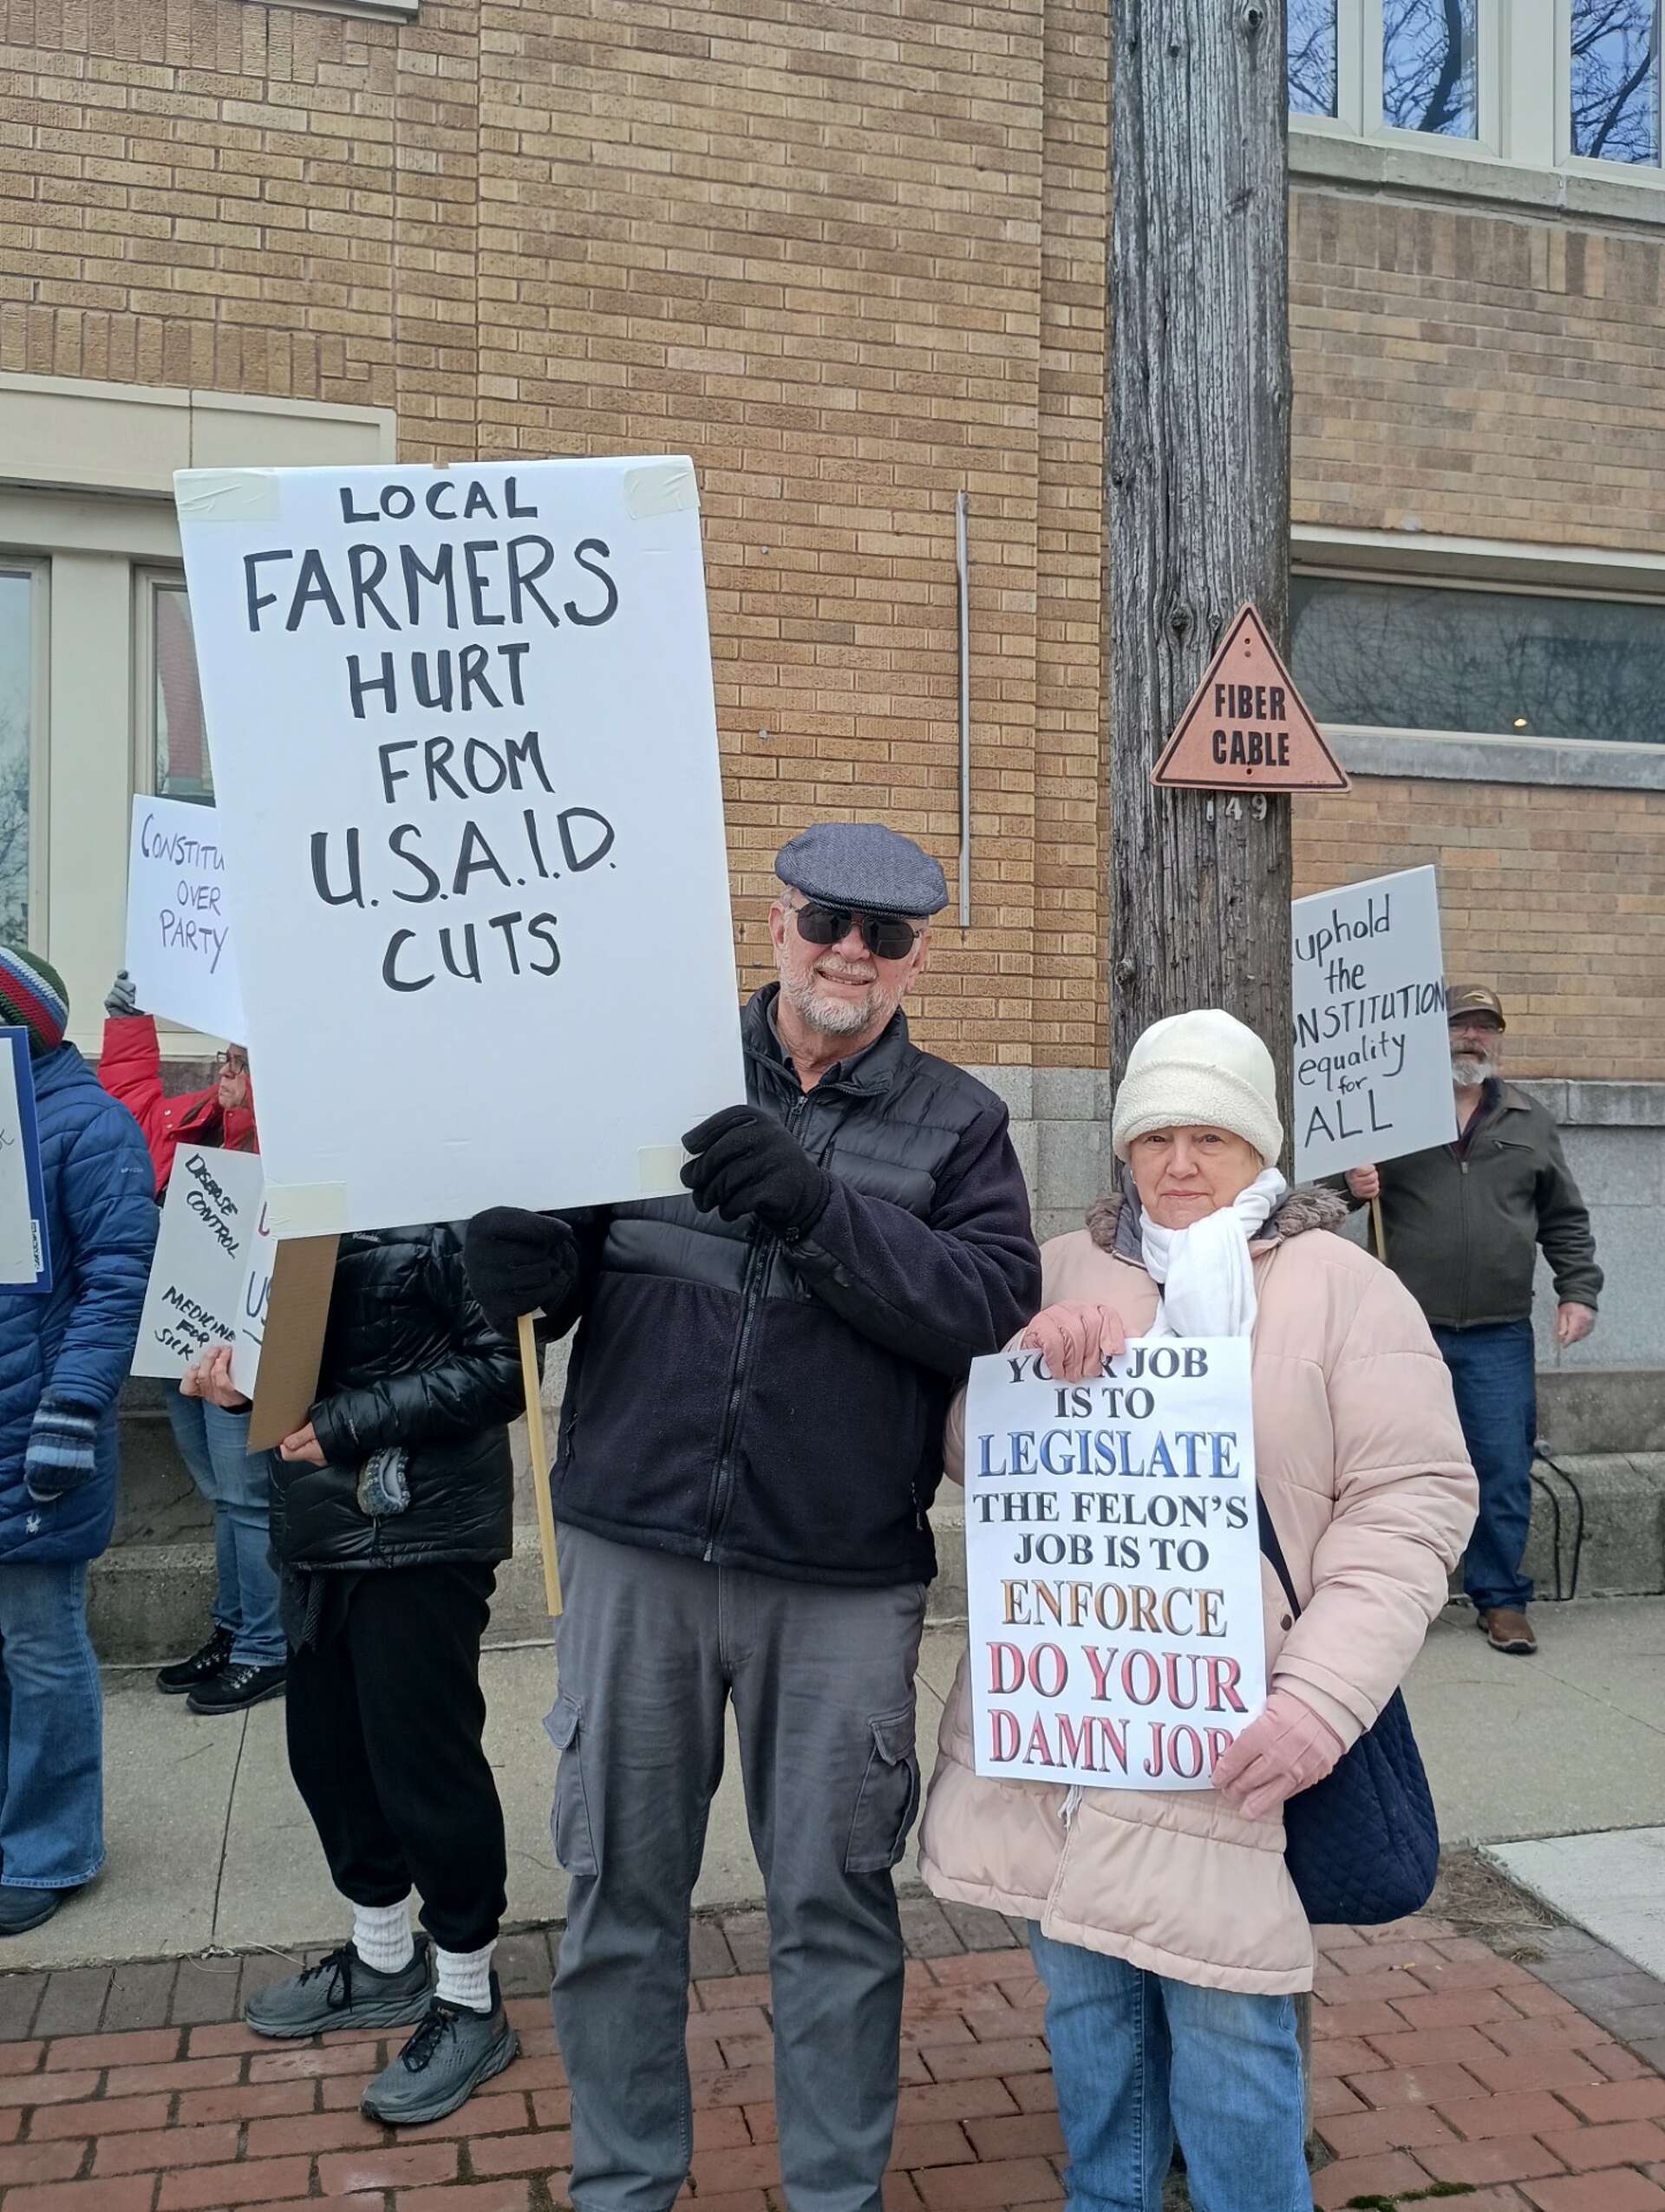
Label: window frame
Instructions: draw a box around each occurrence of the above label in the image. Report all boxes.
[1290,528,1665,791]
[0,553,51,950]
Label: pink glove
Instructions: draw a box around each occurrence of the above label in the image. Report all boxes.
[1211,1689,1345,1822]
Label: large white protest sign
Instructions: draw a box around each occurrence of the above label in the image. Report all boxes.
[0,1028,51,1295]
[1292,865,1458,1181]
[124,797,247,1041]
[132,1146,264,1378]
[963,1340,1268,1791]
[174,456,742,1237]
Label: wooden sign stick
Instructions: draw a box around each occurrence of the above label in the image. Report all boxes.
[518,1312,564,1618]
[1369,1197,1388,1264]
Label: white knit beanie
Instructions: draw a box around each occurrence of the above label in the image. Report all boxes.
[1111,1008,1284,1168]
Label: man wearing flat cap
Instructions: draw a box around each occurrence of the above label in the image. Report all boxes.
[465,822,1040,2212]
[1347,985,1602,1659]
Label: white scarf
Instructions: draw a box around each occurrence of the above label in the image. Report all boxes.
[1139,1168,1288,1339]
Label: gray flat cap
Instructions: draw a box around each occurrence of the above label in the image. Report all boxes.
[776,822,949,918]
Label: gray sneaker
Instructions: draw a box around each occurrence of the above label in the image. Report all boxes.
[360,1976,519,2125]
[245,1941,434,2040]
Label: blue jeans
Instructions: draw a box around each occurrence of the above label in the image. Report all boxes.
[0,1561,103,1889]
[1431,1320,1536,1613]
[166,1395,285,1667]
[1030,1927,1310,2212]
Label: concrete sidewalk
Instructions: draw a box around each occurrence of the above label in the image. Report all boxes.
[6,1599,1665,1975]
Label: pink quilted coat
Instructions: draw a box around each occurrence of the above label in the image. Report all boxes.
[917,1187,1478,1994]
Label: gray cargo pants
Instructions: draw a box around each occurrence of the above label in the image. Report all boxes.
[548,1525,928,2212]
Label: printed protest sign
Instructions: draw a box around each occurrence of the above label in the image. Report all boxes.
[963,1339,1267,1791]
[124,797,246,1041]
[132,1145,264,1377]
[174,456,742,1237]
[1292,865,1457,1180]
[0,1027,51,1295]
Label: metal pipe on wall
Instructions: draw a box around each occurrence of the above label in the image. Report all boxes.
[956,489,971,930]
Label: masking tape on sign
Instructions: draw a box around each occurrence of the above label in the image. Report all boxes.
[173,469,283,523]
[624,461,698,520]
[637,1145,689,1196]
[263,1182,350,1237]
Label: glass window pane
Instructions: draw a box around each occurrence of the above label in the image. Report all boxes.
[1382,0,1479,139]
[153,583,212,801]
[0,571,33,943]
[1571,0,1662,165]
[1289,0,1339,117]
[1291,576,1665,745]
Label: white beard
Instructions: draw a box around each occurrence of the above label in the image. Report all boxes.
[1452,1051,1494,1086]
[781,967,880,1036]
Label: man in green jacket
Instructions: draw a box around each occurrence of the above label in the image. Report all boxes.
[1346,987,1601,1658]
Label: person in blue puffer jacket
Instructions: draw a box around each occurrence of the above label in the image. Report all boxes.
[0,944,157,1937]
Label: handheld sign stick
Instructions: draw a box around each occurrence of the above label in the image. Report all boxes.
[517,1313,564,1617]
[1369,1197,1388,1263]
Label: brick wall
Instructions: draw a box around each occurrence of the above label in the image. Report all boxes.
[1,3,1661,1078]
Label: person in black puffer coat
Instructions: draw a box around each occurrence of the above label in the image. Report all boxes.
[182,1222,522,2128]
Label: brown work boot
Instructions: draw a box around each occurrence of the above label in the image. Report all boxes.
[1478,1606,1537,1655]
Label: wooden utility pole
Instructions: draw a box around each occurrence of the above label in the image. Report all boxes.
[1107,1,1294,1115]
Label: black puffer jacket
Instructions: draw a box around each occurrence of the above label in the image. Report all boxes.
[545,987,1041,1588]
[270,1223,521,1571]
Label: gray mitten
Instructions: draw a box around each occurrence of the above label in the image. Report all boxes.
[104,969,141,1019]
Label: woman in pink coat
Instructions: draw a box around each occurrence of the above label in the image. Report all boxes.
[919,1008,1477,2212]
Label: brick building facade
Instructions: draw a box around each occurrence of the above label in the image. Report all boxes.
[2,0,1662,1376]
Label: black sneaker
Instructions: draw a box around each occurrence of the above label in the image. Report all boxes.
[0,1885,70,1937]
[245,1940,434,2039]
[157,1626,233,1695]
[361,1976,519,2125]
[187,1660,287,1714]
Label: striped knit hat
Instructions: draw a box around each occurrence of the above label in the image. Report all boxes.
[0,942,70,1056]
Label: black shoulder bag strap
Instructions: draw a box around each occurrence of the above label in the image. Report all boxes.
[1256,1491,1302,1621]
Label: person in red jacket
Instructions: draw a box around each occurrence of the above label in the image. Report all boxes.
[99,972,284,1715]
[98,970,257,1192]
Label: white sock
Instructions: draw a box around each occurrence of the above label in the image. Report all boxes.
[434,1940,495,2014]
[352,1896,415,1976]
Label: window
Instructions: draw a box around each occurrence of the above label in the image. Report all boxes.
[1570,0,1662,165]
[0,564,42,943]
[1290,573,1665,746]
[142,574,212,801]
[1290,1,1341,118]
[1290,3,1665,184]
[1382,0,1479,139]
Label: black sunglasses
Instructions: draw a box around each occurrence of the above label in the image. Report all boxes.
[793,902,921,962]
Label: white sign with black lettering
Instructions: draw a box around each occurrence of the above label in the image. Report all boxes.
[963,1339,1268,1791]
[124,796,247,1041]
[1292,865,1458,1180]
[174,456,742,1237]
[132,1147,264,1377]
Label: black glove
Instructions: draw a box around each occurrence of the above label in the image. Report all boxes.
[682,1106,831,1239]
[463,1208,580,1337]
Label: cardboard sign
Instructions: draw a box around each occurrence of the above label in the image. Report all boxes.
[124,797,247,1041]
[132,1145,264,1377]
[174,456,743,1238]
[1151,604,1349,793]
[963,1339,1268,1791]
[1293,865,1458,1179]
[0,1027,52,1295]
[228,1194,338,1450]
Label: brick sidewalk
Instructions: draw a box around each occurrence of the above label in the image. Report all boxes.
[2,1891,1664,2210]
